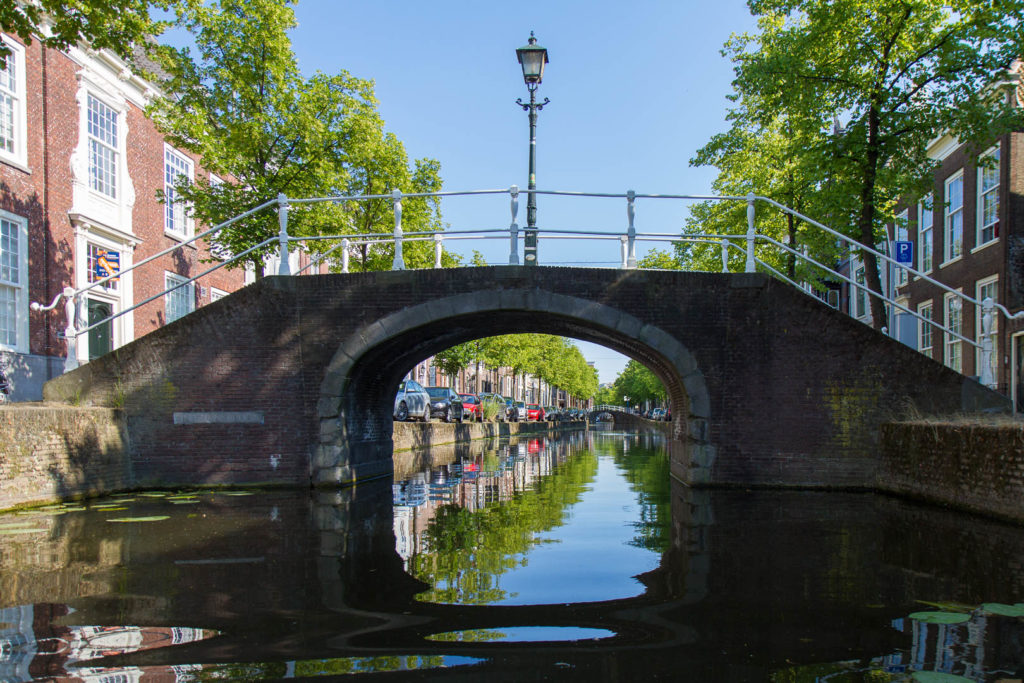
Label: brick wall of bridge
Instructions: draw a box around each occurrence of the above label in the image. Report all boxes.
[42,267,1007,489]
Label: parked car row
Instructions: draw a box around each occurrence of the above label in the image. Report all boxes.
[394,384,592,424]
[641,407,672,421]
[393,380,466,423]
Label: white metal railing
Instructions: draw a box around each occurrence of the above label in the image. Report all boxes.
[31,187,1019,389]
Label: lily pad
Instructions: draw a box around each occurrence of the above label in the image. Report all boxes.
[107,516,170,523]
[0,521,41,529]
[981,602,1024,617]
[915,600,974,613]
[912,672,973,682]
[170,500,200,505]
[0,527,46,535]
[139,492,170,498]
[221,491,254,496]
[908,611,971,625]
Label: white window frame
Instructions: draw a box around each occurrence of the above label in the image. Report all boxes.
[918,301,933,357]
[164,271,195,323]
[976,275,999,379]
[0,209,28,353]
[894,209,909,287]
[210,287,228,301]
[853,265,868,320]
[975,145,1000,250]
[944,291,963,373]
[0,35,27,171]
[164,144,194,239]
[918,195,933,274]
[87,93,119,199]
[943,171,964,265]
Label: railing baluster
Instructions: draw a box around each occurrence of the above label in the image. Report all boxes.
[720,239,730,273]
[626,190,637,269]
[509,185,520,266]
[392,189,405,271]
[980,296,995,388]
[341,238,350,273]
[745,192,756,273]
[434,234,443,268]
[64,287,80,373]
[620,235,628,269]
[277,193,291,276]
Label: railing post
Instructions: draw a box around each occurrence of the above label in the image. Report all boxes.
[434,234,443,268]
[626,190,637,269]
[619,235,628,269]
[745,192,756,273]
[63,287,79,373]
[392,189,405,271]
[980,296,996,389]
[508,185,520,266]
[720,239,730,273]
[341,238,350,273]
[277,193,291,276]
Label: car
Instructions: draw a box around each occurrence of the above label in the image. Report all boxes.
[394,380,431,422]
[459,393,483,421]
[544,406,560,421]
[503,396,519,422]
[526,403,545,421]
[425,386,465,423]
[514,401,528,422]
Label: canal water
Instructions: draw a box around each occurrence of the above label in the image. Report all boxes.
[2,427,1024,681]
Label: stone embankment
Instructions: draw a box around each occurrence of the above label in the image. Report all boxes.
[391,419,581,452]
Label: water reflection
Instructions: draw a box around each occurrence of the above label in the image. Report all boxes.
[1,429,1024,680]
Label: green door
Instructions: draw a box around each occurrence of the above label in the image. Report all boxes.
[87,299,113,360]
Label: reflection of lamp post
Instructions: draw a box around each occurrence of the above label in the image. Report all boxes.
[624,396,630,412]
[516,32,549,266]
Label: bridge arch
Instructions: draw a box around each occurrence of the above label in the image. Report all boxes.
[314,289,711,484]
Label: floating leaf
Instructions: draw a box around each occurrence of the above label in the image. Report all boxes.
[170,500,200,505]
[909,611,971,625]
[0,521,40,529]
[139,492,170,498]
[221,491,254,496]
[93,506,128,512]
[915,600,974,613]
[107,516,170,523]
[0,527,46,535]
[981,603,1024,617]
[912,672,973,682]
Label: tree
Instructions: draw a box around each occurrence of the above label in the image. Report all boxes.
[637,247,682,271]
[612,360,666,406]
[147,0,446,275]
[723,0,1024,329]
[0,0,172,68]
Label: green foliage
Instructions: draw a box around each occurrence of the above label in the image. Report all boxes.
[148,0,447,274]
[638,248,682,271]
[0,0,173,68]
[433,334,599,402]
[699,0,1024,328]
[611,360,666,405]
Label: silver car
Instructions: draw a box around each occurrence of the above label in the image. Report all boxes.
[394,379,431,421]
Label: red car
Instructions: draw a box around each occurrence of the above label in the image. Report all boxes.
[526,403,545,421]
[459,393,482,421]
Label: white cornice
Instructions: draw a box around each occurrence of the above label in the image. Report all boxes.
[926,133,961,162]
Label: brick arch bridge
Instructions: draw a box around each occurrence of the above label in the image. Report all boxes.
[44,267,1005,489]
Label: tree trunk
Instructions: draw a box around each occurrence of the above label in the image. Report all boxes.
[858,105,888,332]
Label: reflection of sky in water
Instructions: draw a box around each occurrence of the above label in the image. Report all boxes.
[428,626,614,643]
[495,456,659,605]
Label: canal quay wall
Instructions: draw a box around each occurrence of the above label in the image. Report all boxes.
[879,421,1024,523]
[0,406,585,510]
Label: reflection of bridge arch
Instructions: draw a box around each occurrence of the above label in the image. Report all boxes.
[316,290,710,485]
[44,266,1005,489]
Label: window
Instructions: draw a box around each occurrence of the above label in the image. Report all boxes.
[0,37,26,168]
[87,94,118,198]
[944,172,963,263]
[977,146,999,247]
[211,287,228,301]
[87,243,119,291]
[976,277,998,380]
[854,266,867,319]
[0,212,27,351]
[164,146,194,237]
[918,301,933,357]
[894,209,908,287]
[918,195,933,273]
[164,272,195,323]
[944,292,963,373]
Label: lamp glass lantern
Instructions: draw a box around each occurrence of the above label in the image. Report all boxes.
[516,33,548,85]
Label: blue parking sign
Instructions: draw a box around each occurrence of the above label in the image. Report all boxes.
[894,241,913,264]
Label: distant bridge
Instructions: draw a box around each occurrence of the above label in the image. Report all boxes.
[43,267,1006,489]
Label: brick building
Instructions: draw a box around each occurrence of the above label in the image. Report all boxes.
[0,33,302,400]
[841,75,1024,411]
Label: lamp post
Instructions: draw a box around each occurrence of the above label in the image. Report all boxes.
[516,32,549,266]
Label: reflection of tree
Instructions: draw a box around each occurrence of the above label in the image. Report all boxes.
[594,436,671,553]
[411,452,598,605]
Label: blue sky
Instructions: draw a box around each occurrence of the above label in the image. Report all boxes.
[173,1,759,382]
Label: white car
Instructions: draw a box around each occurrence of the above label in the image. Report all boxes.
[394,380,431,421]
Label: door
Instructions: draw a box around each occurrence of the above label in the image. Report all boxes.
[87,299,113,361]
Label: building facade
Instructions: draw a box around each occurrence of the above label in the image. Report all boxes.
[0,33,251,400]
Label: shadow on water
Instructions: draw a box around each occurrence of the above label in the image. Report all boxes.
[2,428,1024,680]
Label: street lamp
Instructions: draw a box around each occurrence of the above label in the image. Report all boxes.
[516,31,549,266]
